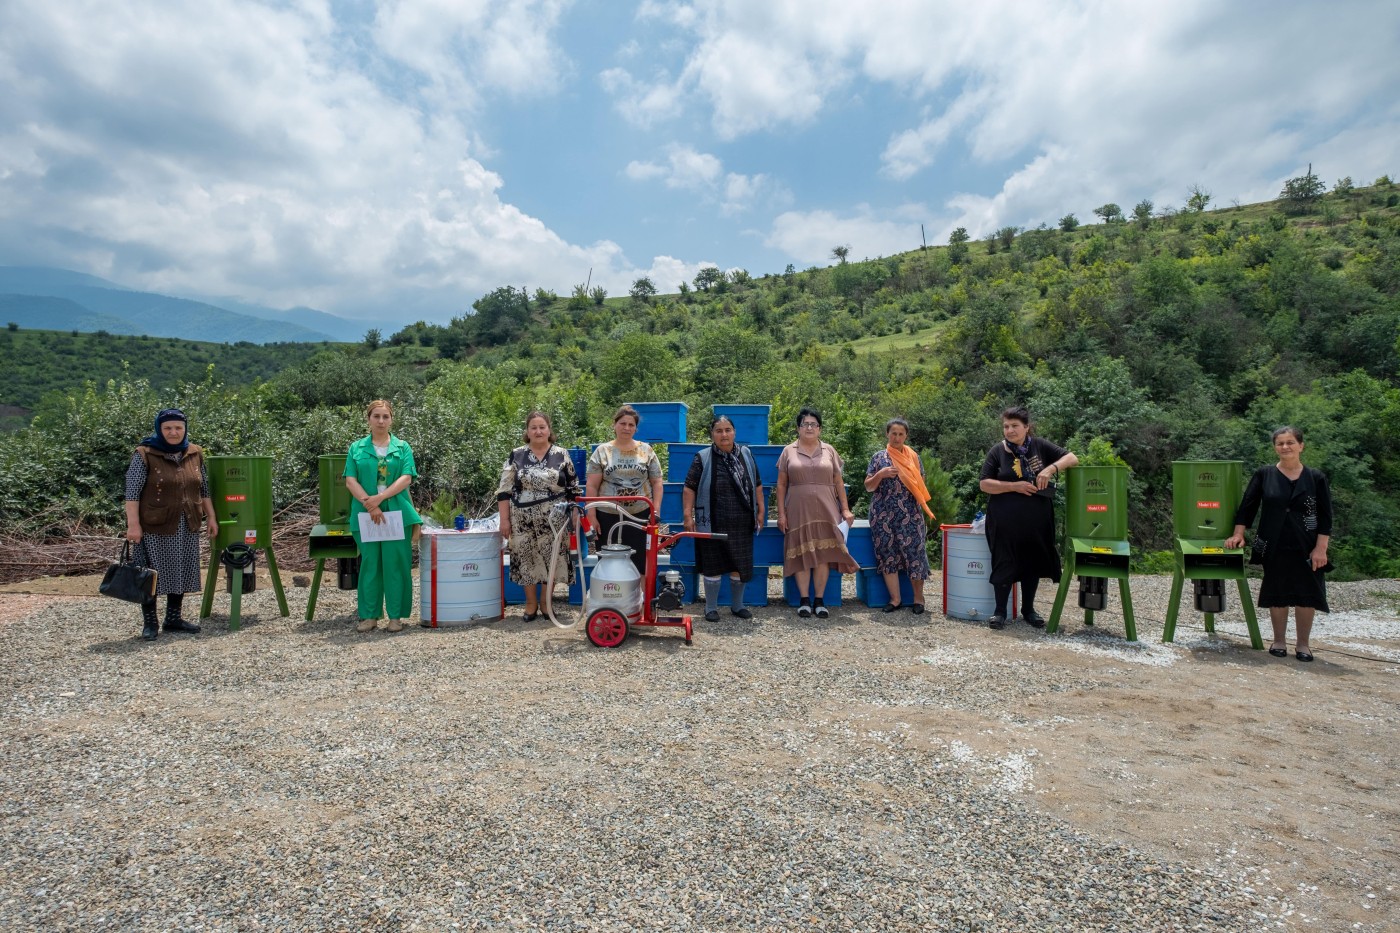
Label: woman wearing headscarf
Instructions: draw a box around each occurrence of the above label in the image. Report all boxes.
[864,418,933,614]
[124,408,218,640]
[498,411,580,620]
[1224,426,1333,662]
[977,406,1077,630]
[344,399,422,633]
[682,414,766,621]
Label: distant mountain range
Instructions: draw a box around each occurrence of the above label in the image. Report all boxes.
[0,266,369,343]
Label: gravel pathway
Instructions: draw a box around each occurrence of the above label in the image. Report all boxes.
[2,572,1397,930]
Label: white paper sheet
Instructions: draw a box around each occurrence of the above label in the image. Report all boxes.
[358,509,405,542]
[837,519,850,541]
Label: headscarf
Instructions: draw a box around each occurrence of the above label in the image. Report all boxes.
[140,408,190,454]
[885,442,935,518]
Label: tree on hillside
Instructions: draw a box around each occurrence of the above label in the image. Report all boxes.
[363,328,381,351]
[589,286,607,306]
[1280,164,1325,215]
[629,277,657,304]
[598,332,684,401]
[947,227,970,265]
[1133,199,1154,227]
[1058,214,1080,232]
[694,266,724,292]
[471,286,531,346]
[1186,184,1212,213]
[831,245,850,264]
[996,226,1019,250]
[1093,203,1123,224]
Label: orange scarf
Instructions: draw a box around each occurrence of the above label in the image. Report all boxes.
[886,444,934,519]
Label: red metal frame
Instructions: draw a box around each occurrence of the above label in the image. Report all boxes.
[577,494,726,646]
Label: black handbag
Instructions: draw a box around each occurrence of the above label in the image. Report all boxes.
[99,541,158,604]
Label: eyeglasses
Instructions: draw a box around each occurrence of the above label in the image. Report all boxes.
[799,421,820,428]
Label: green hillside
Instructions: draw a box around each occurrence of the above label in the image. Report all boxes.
[3,171,1398,578]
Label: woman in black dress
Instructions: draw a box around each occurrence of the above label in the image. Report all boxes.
[123,408,219,640]
[977,406,1077,630]
[682,415,765,621]
[1224,426,1332,662]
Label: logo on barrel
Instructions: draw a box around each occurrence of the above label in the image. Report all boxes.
[966,560,984,574]
[602,582,622,595]
[227,467,246,479]
[1196,500,1220,509]
[1198,471,1218,483]
[459,562,479,577]
[1086,478,1105,490]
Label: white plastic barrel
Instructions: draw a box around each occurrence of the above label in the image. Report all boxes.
[421,528,503,626]
[941,524,1015,621]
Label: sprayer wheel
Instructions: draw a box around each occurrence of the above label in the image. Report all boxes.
[585,608,628,648]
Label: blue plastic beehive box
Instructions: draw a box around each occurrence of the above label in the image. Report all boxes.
[855,569,920,608]
[747,445,785,487]
[667,443,707,481]
[713,405,771,445]
[754,523,785,565]
[625,402,688,444]
[567,447,589,484]
[846,521,875,567]
[658,482,687,524]
[783,572,843,607]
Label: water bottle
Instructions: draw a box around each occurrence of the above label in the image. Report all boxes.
[453,514,466,531]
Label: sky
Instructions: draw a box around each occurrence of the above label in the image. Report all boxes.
[2,0,1398,326]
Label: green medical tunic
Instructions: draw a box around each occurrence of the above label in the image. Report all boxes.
[344,435,422,620]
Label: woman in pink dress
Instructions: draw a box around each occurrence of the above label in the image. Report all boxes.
[776,408,858,618]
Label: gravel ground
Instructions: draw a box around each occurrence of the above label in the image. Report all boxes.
[1,571,1397,931]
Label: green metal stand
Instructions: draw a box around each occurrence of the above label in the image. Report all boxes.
[1047,539,1137,642]
[305,523,357,621]
[1161,544,1261,649]
[198,535,289,631]
[306,559,326,622]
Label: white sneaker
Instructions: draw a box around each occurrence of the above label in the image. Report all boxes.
[384,619,404,633]
[356,618,378,633]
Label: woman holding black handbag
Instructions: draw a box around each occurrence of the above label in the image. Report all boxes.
[123,409,218,640]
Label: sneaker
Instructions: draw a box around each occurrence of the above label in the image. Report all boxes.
[730,607,753,620]
[987,614,1006,630]
[384,619,405,633]
[356,618,378,633]
[797,604,813,618]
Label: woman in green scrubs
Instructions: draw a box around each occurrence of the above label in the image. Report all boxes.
[344,399,422,632]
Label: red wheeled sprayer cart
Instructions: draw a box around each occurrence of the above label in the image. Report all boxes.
[541,494,725,647]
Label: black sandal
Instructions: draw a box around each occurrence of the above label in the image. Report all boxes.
[1295,648,1314,662]
[1268,646,1288,658]
[910,603,925,615]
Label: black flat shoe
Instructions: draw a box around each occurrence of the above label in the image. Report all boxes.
[988,614,1006,630]
[164,619,201,634]
[910,603,925,615]
[881,603,903,614]
[1268,646,1288,658]
[704,609,720,622]
[797,604,812,618]
[1022,610,1046,629]
[522,611,539,622]
[730,607,753,619]
[1296,648,1314,662]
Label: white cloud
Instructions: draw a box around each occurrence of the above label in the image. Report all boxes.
[0,0,632,322]
[624,0,1400,240]
[623,144,775,217]
[766,204,927,266]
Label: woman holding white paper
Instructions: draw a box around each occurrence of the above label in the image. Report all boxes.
[344,399,422,633]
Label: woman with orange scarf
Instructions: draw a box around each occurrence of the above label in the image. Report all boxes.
[863,418,934,613]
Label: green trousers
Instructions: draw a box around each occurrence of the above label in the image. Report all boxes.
[354,533,415,620]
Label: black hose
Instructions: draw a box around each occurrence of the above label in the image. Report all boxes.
[219,543,257,569]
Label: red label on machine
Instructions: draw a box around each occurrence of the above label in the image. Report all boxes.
[225,494,246,501]
[244,529,257,544]
[1086,504,1108,512]
[1196,500,1220,509]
